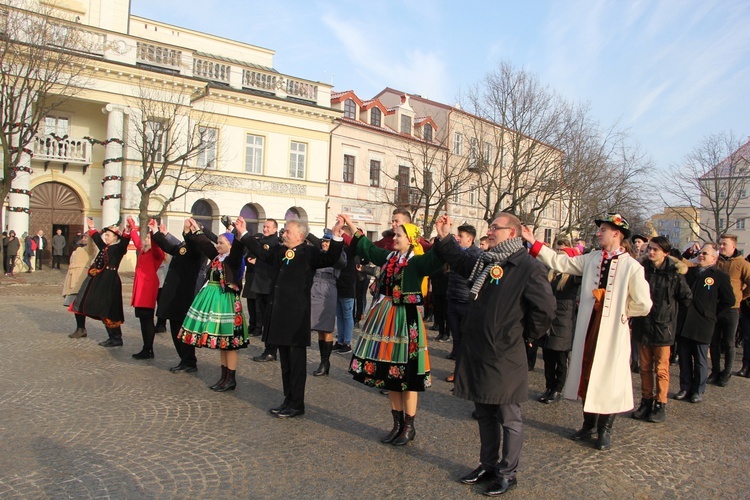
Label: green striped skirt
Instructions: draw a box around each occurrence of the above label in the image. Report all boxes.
[178,282,248,350]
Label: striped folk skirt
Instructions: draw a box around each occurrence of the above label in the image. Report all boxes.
[349,297,431,392]
[178,282,248,350]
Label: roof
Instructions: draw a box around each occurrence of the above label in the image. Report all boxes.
[701,139,750,179]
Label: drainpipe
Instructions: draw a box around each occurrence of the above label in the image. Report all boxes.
[326,119,342,229]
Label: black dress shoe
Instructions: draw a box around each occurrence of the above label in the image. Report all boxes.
[276,407,305,418]
[99,339,123,347]
[690,393,703,403]
[544,391,562,404]
[270,404,289,415]
[170,364,197,373]
[673,390,690,401]
[459,466,495,485]
[132,349,154,359]
[253,353,277,362]
[706,372,719,384]
[538,388,553,403]
[483,477,517,496]
[446,352,456,360]
[717,373,731,387]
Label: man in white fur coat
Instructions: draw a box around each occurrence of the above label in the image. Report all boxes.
[522,213,652,450]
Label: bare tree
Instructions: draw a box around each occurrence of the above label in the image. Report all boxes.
[558,104,653,242]
[378,131,475,237]
[126,83,220,237]
[662,131,749,243]
[461,61,568,226]
[1,1,98,232]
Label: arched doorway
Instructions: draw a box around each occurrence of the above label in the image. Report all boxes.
[240,203,260,235]
[285,206,308,222]
[29,181,84,264]
[191,199,214,233]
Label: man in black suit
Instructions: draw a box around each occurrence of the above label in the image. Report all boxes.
[150,219,204,373]
[248,219,280,362]
[237,216,344,418]
[32,230,47,270]
[676,243,735,403]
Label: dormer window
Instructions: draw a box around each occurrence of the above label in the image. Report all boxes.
[371,108,381,127]
[344,99,356,119]
[401,115,412,135]
[423,124,432,142]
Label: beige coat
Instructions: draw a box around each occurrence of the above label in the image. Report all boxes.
[62,241,96,297]
[535,245,652,414]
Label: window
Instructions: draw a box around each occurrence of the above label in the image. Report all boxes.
[397,165,410,204]
[369,159,381,187]
[741,189,748,198]
[484,142,493,165]
[469,185,477,205]
[401,115,411,134]
[452,189,461,204]
[738,218,746,230]
[719,189,727,198]
[344,99,356,119]
[343,154,355,183]
[544,228,553,244]
[370,108,381,127]
[673,220,679,228]
[289,141,306,179]
[245,134,264,174]
[719,218,726,229]
[145,120,167,162]
[468,137,478,169]
[196,126,217,169]
[453,132,463,155]
[423,124,433,142]
[44,115,69,137]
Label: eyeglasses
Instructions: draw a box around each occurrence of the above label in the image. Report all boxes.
[488,225,512,232]
[698,251,713,256]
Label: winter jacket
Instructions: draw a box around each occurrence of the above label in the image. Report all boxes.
[715,250,750,308]
[631,256,692,346]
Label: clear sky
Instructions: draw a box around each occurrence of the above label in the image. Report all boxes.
[130,0,750,175]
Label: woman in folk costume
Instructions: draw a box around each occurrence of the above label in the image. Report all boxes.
[178,219,248,392]
[342,214,446,446]
[129,217,165,360]
[70,218,131,347]
[64,233,96,338]
[522,213,652,450]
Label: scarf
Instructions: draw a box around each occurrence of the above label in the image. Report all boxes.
[468,236,524,299]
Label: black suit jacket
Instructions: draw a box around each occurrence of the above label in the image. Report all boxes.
[152,231,203,320]
[679,266,734,344]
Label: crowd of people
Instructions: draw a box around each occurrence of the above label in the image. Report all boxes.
[7,206,745,497]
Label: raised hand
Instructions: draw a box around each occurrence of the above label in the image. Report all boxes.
[86,217,95,230]
[332,215,345,237]
[148,219,158,232]
[127,216,137,229]
[521,225,536,244]
[435,214,452,238]
[183,219,192,234]
[234,216,247,235]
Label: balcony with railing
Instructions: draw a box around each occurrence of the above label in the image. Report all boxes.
[136,42,182,72]
[32,135,92,165]
[242,68,318,102]
[395,186,422,207]
[193,57,230,84]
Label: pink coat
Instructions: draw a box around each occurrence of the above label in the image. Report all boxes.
[130,230,165,309]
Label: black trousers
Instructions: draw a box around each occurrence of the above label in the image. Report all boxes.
[258,294,278,355]
[278,345,307,410]
[52,255,63,269]
[135,307,155,350]
[475,402,522,480]
[35,249,43,269]
[168,318,197,367]
[446,300,469,358]
[678,337,709,395]
[710,308,738,375]
[542,348,569,392]
[246,297,258,336]
[432,292,448,337]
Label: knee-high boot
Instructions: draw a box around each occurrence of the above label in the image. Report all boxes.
[214,369,236,392]
[570,411,599,440]
[313,340,332,376]
[596,414,616,450]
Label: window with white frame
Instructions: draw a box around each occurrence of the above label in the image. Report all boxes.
[423,124,433,142]
[401,115,412,135]
[369,159,381,187]
[719,218,726,229]
[196,126,217,169]
[469,184,477,205]
[344,99,356,119]
[452,188,461,204]
[484,141,493,165]
[738,218,746,230]
[44,115,69,137]
[453,132,463,155]
[370,108,381,127]
[245,134,264,174]
[289,141,306,179]
[145,120,167,163]
[343,154,355,183]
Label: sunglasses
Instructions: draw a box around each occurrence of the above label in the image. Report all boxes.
[698,251,713,256]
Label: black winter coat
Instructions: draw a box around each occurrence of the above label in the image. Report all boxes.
[545,273,581,352]
[152,231,203,321]
[247,233,280,295]
[446,245,482,303]
[437,238,556,405]
[678,266,734,344]
[241,234,343,347]
[631,257,693,346]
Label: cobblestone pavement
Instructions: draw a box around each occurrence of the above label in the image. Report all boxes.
[1,270,749,498]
